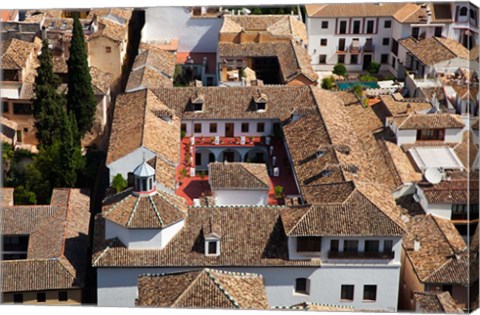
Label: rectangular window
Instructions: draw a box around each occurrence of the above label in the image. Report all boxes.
[363,285,377,301]
[411,27,419,39]
[434,27,442,37]
[195,153,201,166]
[350,54,358,64]
[257,122,265,133]
[208,241,217,255]
[392,58,396,69]
[181,123,186,134]
[209,123,217,133]
[338,55,345,64]
[295,278,309,294]
[384,240,393,252]
[319,55,327,64]
[320,39,327,46]
[384,20,392,28]
[330,239,339,252]
[416,129,445,141]
[382,38,390,46]
[106,46,112,53]
[391,39,398,55]
[381,54,389,64]
[37,292,46,302]
[339,21,347,34]
[58,291,68,302]
[338,38,346,52]
[13,294,23,303]
[344,240,358,253]
[194,123,202,133]
[341,285,354,301]
[365,240,380,253]
[2,102,8,113]
[366,20,374,34]
[297,237,322,252]
[241,123,249,133]
[321,21,329,29]
[13,103,32,115]
[353,20,361,34]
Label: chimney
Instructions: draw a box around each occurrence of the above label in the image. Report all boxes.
[427,11,432,24]
[414,240,421,251]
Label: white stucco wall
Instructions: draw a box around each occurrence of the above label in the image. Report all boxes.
[416,186,452,219]
[142,7,222,53]
[98,264,401,311]
[445,128,464,143]
[213,189,268,206]
[395,129,418,146]
[105,219,185,249]
[183,119,275,138]
[107,147,156,184]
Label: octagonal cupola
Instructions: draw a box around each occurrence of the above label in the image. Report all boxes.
[133,159,156,195]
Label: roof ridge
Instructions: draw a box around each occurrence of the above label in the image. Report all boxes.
[126,196,142,227]
[140,89,149,147]
[171,270,205,308]
[104,194,132,216]
[204,269,240,309]
[148,194,164,226]
[434,37,462,58]
[241,164,270,188]
[286,205,313,235]
[92,238,117,266]
[430,215,465,254]
[57,255,78,284]
[59,189,72,258]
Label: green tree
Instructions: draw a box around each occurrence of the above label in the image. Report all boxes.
[33,39,66,147]
[321,77,334,90]
[333,63,347,76]
[67,14,96,137]
[13,185,37,205]
[352,84,363,98]
[111,174,127,193]
[368,61,380,74]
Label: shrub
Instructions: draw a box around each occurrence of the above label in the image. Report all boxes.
[359,74,378,82]
[385,74,396,81]
[368,61,380,74]
[111,173,127,193]
[14,185,37,205]
[352,84,363,98]
[333,63,347,76]
[321,76,334,90]
[274,185,284,199]
[180,130,186,139]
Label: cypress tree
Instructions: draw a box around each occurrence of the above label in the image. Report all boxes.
[33,39,66,147]
[67,14,96,137]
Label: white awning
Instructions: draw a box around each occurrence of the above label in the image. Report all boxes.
[408,146,464,171]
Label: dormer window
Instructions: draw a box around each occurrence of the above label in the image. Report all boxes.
[191,91,204,112]
[205,236,220,256]
[253,90,268,112]
[256,102,266,111]
[316,150,326,158]
[194,103,203,111]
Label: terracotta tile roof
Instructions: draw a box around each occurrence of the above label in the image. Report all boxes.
[417,179,478,204]
[126,66,173,91]
[221,15,308,43]
[89,66,113,95]
[454,131,478,171]
[93,206,325,267]
[379,94,432,116]
[414,291,463,313]
[218,40,317,83]
[1,188,90,293]
[387,113,465,130]
[1,38,34,70]
[383,140,422,184]
[471,45,479,62]
[208,162,270,190]
[150,86,318,120]
[403,214,468,285]
[52,55,68,73]
[87,8,133,25]
[472,225,479,255]
[90,17,127,43]
[306,3,416,20]
[301,181,355,204]
[281,181,406,237]
[106,89,180,166]
[451,83,479,101]
[132,48,176,78]
[136,269,269,309]
[102,189,186,229]
[399,37,469,66]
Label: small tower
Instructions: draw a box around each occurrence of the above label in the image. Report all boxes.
[132,158,156,194]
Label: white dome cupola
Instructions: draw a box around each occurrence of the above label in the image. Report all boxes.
[133,159,156,194]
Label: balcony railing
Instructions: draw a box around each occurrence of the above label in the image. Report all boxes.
[364,43,374,53]
[336,45,347,53]
[349,43,361,53]
[328,250,395,259]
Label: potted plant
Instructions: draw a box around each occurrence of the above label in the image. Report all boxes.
[274,185,284,199]
[249,136,254,143]
[210,136,215,143]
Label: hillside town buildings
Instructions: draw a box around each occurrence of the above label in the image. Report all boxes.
[1,3,478,313]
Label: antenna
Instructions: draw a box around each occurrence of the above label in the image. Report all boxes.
[425,168,442,184]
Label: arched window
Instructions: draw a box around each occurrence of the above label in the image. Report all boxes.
[460,7,468,16]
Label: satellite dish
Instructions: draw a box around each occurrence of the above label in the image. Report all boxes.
[425,168,442,184]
